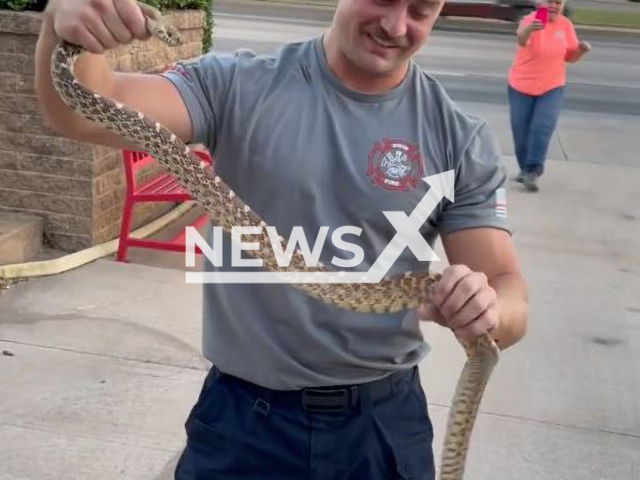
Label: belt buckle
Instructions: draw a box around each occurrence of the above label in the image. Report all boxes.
[302,387,355,412]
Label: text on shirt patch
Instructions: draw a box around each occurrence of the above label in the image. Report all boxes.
[366,139,424,192]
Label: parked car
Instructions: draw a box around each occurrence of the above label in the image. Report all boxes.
[440,0,572,23]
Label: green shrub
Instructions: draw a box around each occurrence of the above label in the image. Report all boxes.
[0,0,214,51]
[0,0,40,10]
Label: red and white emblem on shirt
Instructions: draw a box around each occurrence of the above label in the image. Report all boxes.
[366,139,424,192]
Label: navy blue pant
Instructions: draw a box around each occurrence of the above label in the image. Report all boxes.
[174,366,435,480]
[508,85,565,176]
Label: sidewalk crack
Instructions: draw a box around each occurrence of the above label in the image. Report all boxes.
[556,130,570,161]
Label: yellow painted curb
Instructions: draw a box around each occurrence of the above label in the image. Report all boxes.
[0,201,198,287]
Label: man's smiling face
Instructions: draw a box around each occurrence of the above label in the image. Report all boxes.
[331,0,444,76]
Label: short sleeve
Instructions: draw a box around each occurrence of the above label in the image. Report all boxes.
[565,19,580,53]
[160,51,239,150]
[437,121,510,234]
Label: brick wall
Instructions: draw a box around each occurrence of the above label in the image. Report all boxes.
[0,9,205,251]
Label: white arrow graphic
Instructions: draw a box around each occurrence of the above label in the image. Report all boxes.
[366,170,455,282]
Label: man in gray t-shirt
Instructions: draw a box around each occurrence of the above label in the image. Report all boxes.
[37,0,529,478]
[160,37,511,391]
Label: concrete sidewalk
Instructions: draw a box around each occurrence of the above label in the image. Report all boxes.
[1,146,639,479]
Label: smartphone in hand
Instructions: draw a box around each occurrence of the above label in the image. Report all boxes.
[535,6,549,25]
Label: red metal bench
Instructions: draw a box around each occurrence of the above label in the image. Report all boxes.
[115,147,212,262]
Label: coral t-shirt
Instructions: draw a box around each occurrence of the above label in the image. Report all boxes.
[508,13,580,96]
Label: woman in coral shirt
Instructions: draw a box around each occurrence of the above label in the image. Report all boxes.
[508,0,592,191]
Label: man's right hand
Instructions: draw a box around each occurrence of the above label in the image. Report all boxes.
[36,0,195,148]
[44,0,150,54]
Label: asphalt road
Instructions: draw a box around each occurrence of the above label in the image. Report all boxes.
[209,12,640,116]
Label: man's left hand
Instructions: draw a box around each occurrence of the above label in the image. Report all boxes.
[418,265,500,341]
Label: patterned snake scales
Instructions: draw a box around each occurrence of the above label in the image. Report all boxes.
[50,3,499,478]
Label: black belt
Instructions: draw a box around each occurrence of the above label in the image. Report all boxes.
[301,385,361,412]
[214,366,416,413]
[300,368,415,412]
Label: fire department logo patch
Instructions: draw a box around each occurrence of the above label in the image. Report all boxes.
[366,139,424,192]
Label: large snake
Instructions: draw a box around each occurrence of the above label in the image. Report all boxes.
[49,3,500,478]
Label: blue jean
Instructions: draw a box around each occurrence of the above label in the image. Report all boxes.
[508,85,565,176]
[174,366,435,480]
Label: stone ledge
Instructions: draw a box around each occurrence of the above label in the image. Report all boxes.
[0,211,42,265]
[0,10,41,36]
[0,8,203,36]
[165,10,205,29]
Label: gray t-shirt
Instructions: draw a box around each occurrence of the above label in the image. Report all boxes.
[161,37,509,390]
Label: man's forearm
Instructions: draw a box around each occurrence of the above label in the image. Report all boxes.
[34,15,115,137]
[489,272,529,349]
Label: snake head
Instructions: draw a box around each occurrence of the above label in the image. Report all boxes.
[158,25,182,46]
